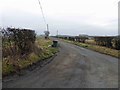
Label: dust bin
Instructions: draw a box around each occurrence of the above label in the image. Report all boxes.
[52,40,58,47]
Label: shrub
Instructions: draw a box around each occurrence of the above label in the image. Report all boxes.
[112,36,120,50]
[94,36,114,48]
[2,27,36,57]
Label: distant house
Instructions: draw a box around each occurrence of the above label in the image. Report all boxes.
[79,34,92,39]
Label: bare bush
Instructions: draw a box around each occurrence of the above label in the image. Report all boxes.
[2,27,36,58]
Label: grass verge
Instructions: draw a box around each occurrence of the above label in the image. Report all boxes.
[63,39,119,58]
[3,37,59,76]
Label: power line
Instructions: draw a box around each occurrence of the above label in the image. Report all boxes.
[38,0,47,25]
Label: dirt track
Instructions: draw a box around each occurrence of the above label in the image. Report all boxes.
[3,40,118,88]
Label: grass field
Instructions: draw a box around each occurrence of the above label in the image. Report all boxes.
[2,37,59,76]
[64,39,119,58]
[85,39,96,45]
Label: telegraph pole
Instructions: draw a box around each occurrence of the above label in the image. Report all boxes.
[47,24,49,31]
[57,30,58,38]
[45,24,50,39]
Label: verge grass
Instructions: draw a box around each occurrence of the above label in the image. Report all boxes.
[64,39,119,58]
[3,37,59,76]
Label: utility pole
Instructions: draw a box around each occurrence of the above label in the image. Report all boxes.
[47,24,49,31]
[57,30,58,38]
[44,24,50,39]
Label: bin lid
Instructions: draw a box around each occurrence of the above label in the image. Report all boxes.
[53,40,58,42]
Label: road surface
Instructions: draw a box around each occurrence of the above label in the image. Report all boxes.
[3,40,118,88]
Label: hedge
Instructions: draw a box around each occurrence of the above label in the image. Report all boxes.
[2,27,36,57]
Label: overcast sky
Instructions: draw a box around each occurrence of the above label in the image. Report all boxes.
[0,0,119,36]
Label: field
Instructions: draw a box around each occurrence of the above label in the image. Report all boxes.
[2,37,59,76]
[85,39,96,45]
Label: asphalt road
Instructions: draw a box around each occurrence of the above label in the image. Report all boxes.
[3,40,118,88]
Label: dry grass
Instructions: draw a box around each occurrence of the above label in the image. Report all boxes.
[64,39,119,58]
[2,37,59,76]
[85,39,96,45]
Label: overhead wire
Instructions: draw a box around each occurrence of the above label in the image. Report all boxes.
[38,0,47,25]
